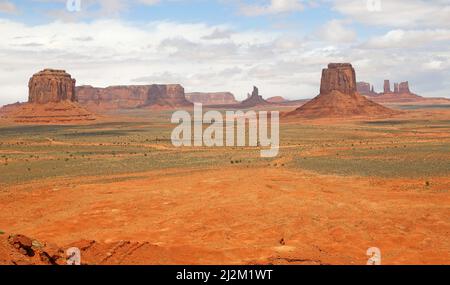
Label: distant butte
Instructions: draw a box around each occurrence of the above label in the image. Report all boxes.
[287,63,396,118]
[239,86,270,108]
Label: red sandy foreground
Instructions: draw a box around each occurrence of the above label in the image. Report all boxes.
[1,167,449,265]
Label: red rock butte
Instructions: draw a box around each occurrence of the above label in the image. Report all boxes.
[0,69,95,124]
[28,69,77,104]
[288,63,396,118]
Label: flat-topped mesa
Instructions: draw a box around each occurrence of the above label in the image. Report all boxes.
[28,69,76,104]
[76,84,192,110]
[77,85,154,109]
[320,63,357,95]
[186,92,238,105]
[144,84,192,107]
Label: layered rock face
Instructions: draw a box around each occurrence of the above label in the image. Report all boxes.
[240,86,270,108]
[186,92,237,105]
[145,84,192,108]
[77,85,152,110]
[28,69,76,104]
[77,84,192,110]
[1,69,95,124]
[288,63,395,118]
[320,63,357,95]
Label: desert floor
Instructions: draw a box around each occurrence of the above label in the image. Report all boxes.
[0,105,449,264]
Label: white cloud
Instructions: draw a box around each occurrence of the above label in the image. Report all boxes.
[316,19,357,43]
[138,0,161,5]
[0,1,17,14]
[239,0,304,16]
[362,29,450,49]
[332,0,450,29]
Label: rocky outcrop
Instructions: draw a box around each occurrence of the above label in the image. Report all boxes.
[0,69,95,124]
[186,92,237,105]
[28,69,76,104]
[240,86,270,108]
[0,233,66,265]
[288,63,396,118]
[77,84,192,110]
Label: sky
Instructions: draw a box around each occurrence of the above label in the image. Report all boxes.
[0,0,449,105]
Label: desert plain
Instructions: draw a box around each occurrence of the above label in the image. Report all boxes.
[0,104,449,265]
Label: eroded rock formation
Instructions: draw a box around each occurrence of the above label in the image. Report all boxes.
[288,63,396,118]
[320,63,357,95]
[28,69,76,104]
[240,86,270,108]
[0,69,95,124]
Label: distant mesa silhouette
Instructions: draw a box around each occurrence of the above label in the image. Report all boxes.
[186,92,238,105]
[239,86,270,108]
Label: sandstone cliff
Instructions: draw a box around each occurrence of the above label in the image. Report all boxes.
[144,84,192,108]
[77,84,192,110]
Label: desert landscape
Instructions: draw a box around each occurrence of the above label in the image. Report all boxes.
[0,62,449,265]
[0,0,449,269]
